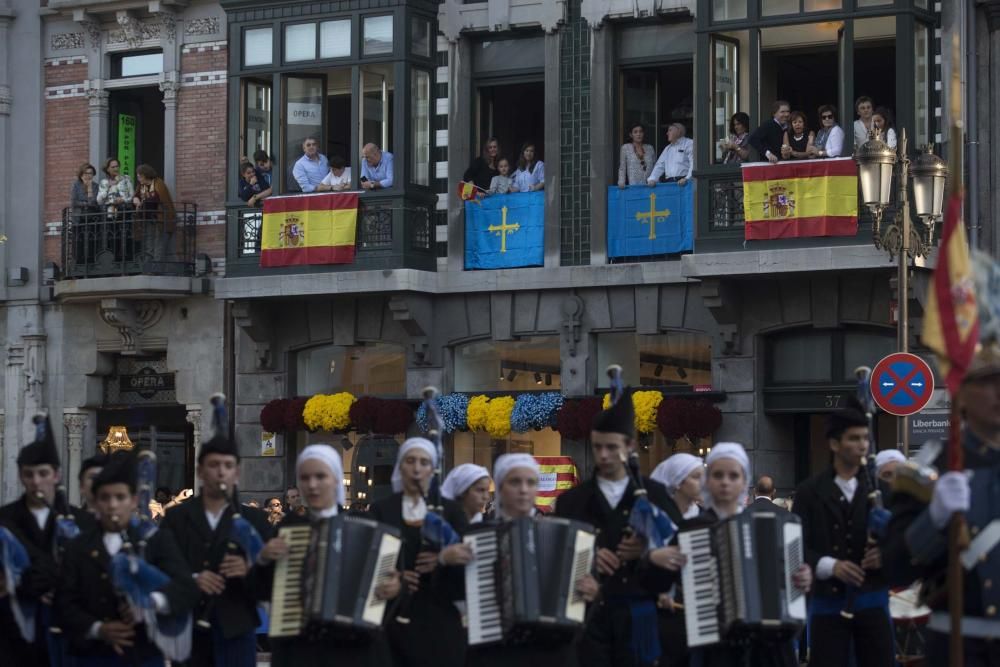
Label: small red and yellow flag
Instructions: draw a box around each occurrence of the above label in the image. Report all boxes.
[260,193,358,267]
[534,456,579,513]
[457,181,485,202]
[741,158,858,240]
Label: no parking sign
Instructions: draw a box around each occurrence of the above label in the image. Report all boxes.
[870,353,935,417]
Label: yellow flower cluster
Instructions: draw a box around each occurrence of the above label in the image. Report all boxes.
[600,391,662,434]
[467,395,491,431]
[303,392,356,432]
[486,396,516,438]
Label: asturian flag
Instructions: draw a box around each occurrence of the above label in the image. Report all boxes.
[607,183,694,258]
[464,191,545,269]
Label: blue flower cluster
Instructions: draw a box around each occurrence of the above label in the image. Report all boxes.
[510,392,564,433]
[416,393,470,433]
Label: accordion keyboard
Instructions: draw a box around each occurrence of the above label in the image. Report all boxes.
[362,532,402,626]
[678,528,720,647]
[269,525,312,638]
[783,522,807,621]
[565,529,595,623]
[464,530,503,646]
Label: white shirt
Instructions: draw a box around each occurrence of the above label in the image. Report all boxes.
[30,506,50,531]
[309,505,339,520]
[816,475,860,580]
[512,161,544,192]
[854,119,873,147]
[818,124,845,157]
[321,167,352,189]
[681,503,700,520]
[597,475,630,509]
[648,137,694,183]
[402,494,427,523]
[205,506,226,531]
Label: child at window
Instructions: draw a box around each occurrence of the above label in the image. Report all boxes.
[238,162,271,207]
[318,155,352,192]
[487,157,515,195]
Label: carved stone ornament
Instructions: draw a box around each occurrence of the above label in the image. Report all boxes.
[77,19,102,49]
[111,13,157,48]
[560,296,584,357]
[232,302,273,370]
[51,32,85,50]
[85,83,109,111]
[159,71,181,101]
[99,299,165,353]
[185,17,220,36]
[156,12,177,44]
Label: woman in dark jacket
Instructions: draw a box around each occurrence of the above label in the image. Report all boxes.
[462,137,501,191]
[71,163,100,212]
[70,163,100,263]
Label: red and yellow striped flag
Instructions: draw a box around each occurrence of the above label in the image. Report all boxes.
[260,193,358,267]
[921,194,979,394]
[534,456,579,513]
[741,158,858,240]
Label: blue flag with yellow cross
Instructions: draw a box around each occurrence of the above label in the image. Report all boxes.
[607,183,694,258]
[464,191,545,269]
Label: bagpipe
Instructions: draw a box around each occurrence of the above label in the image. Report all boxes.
[0,525,36,643]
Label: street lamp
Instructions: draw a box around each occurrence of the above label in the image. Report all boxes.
[854,128,948,455]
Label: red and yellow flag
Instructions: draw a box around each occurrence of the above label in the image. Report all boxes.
[260,193,358,267]
[457,181,485,202]
[534,456,579,513]
[741,158,858,240]
[921,194,979,395]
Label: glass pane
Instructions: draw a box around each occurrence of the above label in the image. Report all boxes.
[320,20,351,59]
[914,23,930,149]
[854,17,896,148]
[596,332,712,388]
[285,23,316,62]
[360,65,394,151]
[858,0,892,6]
[454,337,561,393]
[243,80,272,160]
[296,343,406,396]
[711,0,747,21]
[843,332,895,381]
[326,68,353,172]
[804,0,840,10]
[771,334,832,383]
[244,28,273,67]
[712,38,738,164]
[411,69,431,185]
[119,53,163,77]
[761,0,798,16]
[412,17,432,58]
[363,15,393,56]
[620,70,657,150]
[284,76,324,192]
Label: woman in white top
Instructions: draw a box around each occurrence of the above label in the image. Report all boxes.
[440,463,491,524]
[650,452,704,521]
[318,155,352,191]
[872,106,897,149]
[852,96,875,147]
[97,156,134,209]
[512,142,545,192]
[808,104,845,158]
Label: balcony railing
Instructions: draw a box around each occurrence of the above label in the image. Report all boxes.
[225,192,437,277]
[61,203,197,279]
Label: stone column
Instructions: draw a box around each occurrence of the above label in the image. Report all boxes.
[159,71,180,192]
[3,342,25,502]
[85,81,109,169]
[63,409,89,505]
[186,405,202,492]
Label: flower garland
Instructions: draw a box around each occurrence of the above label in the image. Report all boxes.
[285,397,310,431]
[415,393,469,433]
[260,399,288,433]
[349,396,383,433]
[510,392,564,433]
[486,396,516,438]
[656,397,723,440]
[467,395,491,432]
[303,392,356,432]
[554,397,603,440]
[601,391,663,434]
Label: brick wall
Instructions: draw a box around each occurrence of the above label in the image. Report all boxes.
[44,61,89,265]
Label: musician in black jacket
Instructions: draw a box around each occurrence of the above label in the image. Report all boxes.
[748,100,790,164]
[792,404,893,667]
[466,453,599,667]
[0,415,96,665]
[553,392,677,667]
[160,396,273,667]
[257,444,400,667]
[58,451,199,666]
[368,437,471,667]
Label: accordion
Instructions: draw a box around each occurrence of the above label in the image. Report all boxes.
[463,516,595,646]
[677,509,807,647]
[269,514,402,638]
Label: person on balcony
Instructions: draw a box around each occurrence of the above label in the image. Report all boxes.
[463,137,500,191]
[808,105,845,159]
[648,123,693,186]
[292,136,329,193]
[853,96,875,147]
[360,143,394,190]
[254,149,274,188]
[96,157,134,212]
[781,111,815,160]
[719,112,751,164]
[512,142,545,192]
[749,100,790,164]
[618,122,655,187]
[872,106,897,149]
[70,163,100,266]
[71,163,100,212]
[488,157,515,195]
[238,162,272,207]
[132,164,176,261]
[318,155,352,192]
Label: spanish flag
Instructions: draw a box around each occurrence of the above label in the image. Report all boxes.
[457,181,485,202]
[260,193,358,267]
[534,456,579,513]
[741,158,858,240]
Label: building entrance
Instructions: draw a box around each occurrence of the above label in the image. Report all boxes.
[97,405,193,495]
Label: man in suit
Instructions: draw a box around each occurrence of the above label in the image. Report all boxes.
[160,395,272,667]
[793,402,893,667]
[554,389,677,667]
[750,475,779,510]
[58,452,198,666]
[0,415,96,665]
[749,100,791,164]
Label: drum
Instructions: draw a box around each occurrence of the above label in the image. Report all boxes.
[890,584,930,667]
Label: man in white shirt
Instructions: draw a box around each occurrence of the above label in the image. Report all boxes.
[648,123,694,186]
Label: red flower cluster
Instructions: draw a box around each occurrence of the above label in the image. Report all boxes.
[285,397,310,432]
[656,398,723,440]
[260,397,312,432]
[554,397,604,441]
[348,396,414,435]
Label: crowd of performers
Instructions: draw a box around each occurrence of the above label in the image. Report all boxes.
[0,346,998,667]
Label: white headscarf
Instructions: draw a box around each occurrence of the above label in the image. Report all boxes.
[875,449,905,472]
[391,437,438,493]
[703,442,751,512]
[296,444,345,508]
[651,453,704,496]
[492,453,539,518]
[441,463,490,500]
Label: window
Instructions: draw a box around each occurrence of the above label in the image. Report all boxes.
[412,17,432,58]
[454,337,561,393]
[112,51,163,78]
[285,23,317,62]
[295,343,406,396]
[363,15,393,56]
[411,69,431,186]
[244,28,273,67]
[283,75,325,191]
[596,332,712,388]
[761,0,798,16]
[320,20,352,59]
[914,23,931,149]
[712,37,739,163]
[360,65,394,151]
[243,80,272,160]
[711,0,746,21]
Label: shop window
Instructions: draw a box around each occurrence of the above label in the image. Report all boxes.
[596,332,712,388]
[244,28,273,67]
[411,69,431,186]
[766,329,896,386]
[295,342,406,397]
[454,337,561,393]
[320,20,352,59]
[363,15,393,56]
[285,23,317,62]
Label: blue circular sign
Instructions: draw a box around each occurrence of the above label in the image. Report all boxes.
[870,353,936,416]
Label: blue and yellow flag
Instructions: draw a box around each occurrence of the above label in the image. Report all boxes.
[465,191,544,269]
[607,183,693,258]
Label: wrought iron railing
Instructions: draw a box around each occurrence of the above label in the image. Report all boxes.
[61,203,197,278]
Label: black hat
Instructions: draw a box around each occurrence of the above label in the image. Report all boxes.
[17,414,61,468]
[592,389,636,438]
[92,451,138,494]
[199,393,240,464]
[79,453,109,480]
[826,396,869,441]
